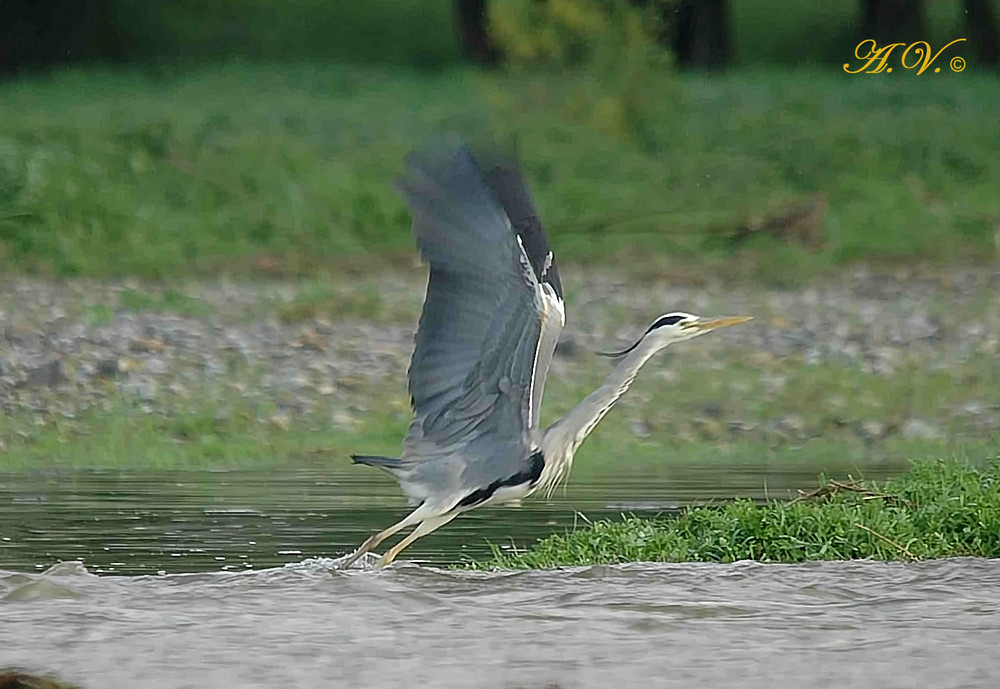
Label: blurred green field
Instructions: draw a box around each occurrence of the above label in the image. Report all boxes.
[109,0,459,67]
[2,63,997,280]
[95,0,978,67]
[730,0,974,64]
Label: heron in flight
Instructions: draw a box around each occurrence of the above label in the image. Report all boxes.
[343,142,750,569]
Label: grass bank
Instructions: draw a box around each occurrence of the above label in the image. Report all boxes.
[1,64,997,281]
[472,458,1000,568]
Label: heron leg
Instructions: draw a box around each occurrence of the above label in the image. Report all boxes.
[376,512,457,569]
[340,506,429,569]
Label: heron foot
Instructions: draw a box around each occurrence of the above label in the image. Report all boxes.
[340,534,379,569]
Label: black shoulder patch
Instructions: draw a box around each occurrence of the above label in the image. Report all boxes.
[525,450,545,484]
[456,450,546,509]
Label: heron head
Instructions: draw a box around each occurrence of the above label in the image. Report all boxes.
[599,312,752,357]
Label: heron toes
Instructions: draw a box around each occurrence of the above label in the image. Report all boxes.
[336,550,379,570]
[333,549,394,570]
[338,535,380,569]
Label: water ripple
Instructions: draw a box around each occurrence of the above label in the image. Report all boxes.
[3,558,1000,688]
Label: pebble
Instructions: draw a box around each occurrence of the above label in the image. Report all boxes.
[858,420,886,443]
[901,418,944,441]
[20,360,67,388]
[121,380,157,402]
[94,358,123,379]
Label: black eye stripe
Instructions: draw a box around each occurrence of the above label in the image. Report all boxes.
[601,314,689,358]
[646,315,684,332]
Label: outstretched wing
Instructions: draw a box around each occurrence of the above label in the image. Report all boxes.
[395,142,564,490]
[477,149,565,426]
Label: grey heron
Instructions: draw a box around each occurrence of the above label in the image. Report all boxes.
[343,142,750,568]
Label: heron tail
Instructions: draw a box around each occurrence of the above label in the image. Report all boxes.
[351,454,404,470]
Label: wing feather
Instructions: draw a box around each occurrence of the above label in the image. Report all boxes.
[390,142,564,500]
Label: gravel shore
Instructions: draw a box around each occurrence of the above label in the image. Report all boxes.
[2,266,999,449]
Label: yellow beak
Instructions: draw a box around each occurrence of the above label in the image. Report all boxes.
[685,315,753,332]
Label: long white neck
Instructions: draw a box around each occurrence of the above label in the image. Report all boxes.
[537,337,661,494]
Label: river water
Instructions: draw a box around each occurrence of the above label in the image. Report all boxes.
[3,465,1000,688]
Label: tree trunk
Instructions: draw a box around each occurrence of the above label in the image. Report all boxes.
[963,0,999,66]
[0,0,122,76]
[674,0,731,69]
[454,0,499,67]
[860,0,925,44]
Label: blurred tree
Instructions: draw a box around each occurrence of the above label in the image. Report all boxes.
[455,0,501,66]
[0,0,122,76]
[860,0,925,44]
[488,0,670,68]
[964,0,999,66]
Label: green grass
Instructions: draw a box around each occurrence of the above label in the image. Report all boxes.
[273,282,394,324]
[472,457,1000,568]
[118,286,211,317]
[0,382,410,471]
[0,63,997,279]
